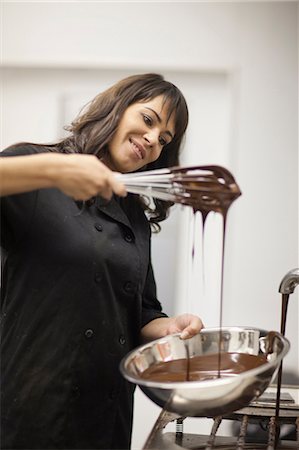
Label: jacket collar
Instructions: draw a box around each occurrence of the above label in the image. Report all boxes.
[95,195,133,231]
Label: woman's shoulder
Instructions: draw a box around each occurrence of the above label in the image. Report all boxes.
[1,143,51,158]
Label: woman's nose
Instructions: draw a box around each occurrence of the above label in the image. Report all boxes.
[144,129,159,147]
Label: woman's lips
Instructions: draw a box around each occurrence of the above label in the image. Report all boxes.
[129,138,145,160]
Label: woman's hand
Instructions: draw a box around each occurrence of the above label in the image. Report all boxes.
[51,154,126,200]
[0,153,126,200]
[141,314,204,343]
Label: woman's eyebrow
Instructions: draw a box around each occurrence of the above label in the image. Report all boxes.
[144,107,174,140]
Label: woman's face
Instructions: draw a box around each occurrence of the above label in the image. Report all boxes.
[107,95,176,173]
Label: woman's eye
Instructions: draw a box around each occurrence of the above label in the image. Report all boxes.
[143,115,152,126]
[159,137,167,146]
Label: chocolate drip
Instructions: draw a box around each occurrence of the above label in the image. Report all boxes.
[185,343,190,382]
[218,212,227,377]
[280,294,290,336]
[188,167,239,379]
[177,165,241,381]
[274,293,290,441]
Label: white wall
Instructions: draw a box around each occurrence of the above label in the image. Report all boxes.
[1,2,298,448]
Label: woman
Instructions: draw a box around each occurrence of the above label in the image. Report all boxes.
[0,73,203,449]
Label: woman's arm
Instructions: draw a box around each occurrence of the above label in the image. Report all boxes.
[140,253,204,343]
[0,153,126,200]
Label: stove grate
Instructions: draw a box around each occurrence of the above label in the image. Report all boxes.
[205,416,222,450]
[236,414,248,450]
[143,408,299,449]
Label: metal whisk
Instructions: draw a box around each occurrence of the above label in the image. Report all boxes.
[117,165,241,213]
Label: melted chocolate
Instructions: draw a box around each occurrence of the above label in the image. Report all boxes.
[171,166,243,380]
[275,294,290,420]
[140,352,268,383]
[170,165,241,215]
[185,342,190,381]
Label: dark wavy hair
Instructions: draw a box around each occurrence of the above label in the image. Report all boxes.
[16,74,189,228]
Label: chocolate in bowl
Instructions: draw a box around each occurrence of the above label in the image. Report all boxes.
[139,352,269,383]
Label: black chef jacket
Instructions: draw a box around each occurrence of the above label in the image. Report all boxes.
[0,145,167,450]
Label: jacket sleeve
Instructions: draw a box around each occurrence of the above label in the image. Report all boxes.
[0,145,39,251]
[141,260,168,328]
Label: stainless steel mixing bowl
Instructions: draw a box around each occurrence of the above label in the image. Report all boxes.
[120,327,290,417]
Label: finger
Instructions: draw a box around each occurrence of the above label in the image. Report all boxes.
[100,189,113,200]
[98,180,113,200]
[180,319,204,340]
[180,328,195,340]
[109,174,127,197]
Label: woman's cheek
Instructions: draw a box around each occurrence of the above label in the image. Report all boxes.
[150,148,163,163]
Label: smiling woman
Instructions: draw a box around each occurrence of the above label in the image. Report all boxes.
[0,73,203,450]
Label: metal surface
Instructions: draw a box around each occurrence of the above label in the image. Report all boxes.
[142,407,299,449]
[145,431,299,449]
[279,268,299,294]
[141,393,299,450]
[120,328,290,417]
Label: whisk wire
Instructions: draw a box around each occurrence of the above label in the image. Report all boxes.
[115,165,241,210]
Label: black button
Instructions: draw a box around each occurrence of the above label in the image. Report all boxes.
[71,386,80,398]
[119,335,126,345]
[123,281,135,293]
[94,223,103,232]
[85,329,94,338]
[94,273,102,283]
[124,233,133,243]
[109,388,118,400]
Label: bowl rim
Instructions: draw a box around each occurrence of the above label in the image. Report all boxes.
[120,326,290,389]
